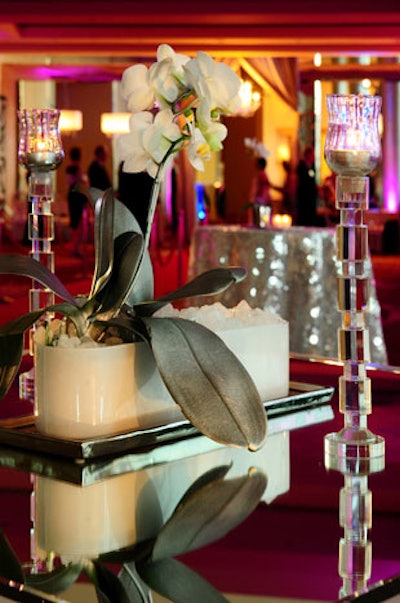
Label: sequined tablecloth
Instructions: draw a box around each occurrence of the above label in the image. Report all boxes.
[188,225,388,365]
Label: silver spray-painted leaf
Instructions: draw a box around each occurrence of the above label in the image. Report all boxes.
[0,529,25,584]
[26,562,84,595]
[0,255,77,305]
[143,317,267,450]
[89,187,115,298]
[113,197,154,305]
[94,231,144,317]
[134,267,246,317]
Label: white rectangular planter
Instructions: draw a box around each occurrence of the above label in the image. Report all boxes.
[34,314,289,440]
[34,342,185,440]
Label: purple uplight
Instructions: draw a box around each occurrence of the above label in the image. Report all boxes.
[30,65,121,82]
[383,171,398,212]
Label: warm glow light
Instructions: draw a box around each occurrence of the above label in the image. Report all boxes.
[313,53,322,67]
[235,80,261,117]
[272,214,292,228]
[34,138,49,152]
[100,112,130,135]
[314,80,322,117]
[277,142,291,162]
[59,110,83,132]
[378,114,384,136]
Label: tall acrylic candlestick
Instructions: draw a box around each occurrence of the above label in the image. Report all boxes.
[17,109,64,401]
[323,94,385,466]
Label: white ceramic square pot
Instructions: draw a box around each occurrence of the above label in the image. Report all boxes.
[34,342,185,440]
[218,323,289,402]
[34,315,289,440]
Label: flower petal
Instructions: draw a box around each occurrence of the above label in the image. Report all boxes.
[122,64,155,112]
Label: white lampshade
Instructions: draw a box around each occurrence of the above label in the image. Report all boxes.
[100,112,130,135]
[59,110,83,132]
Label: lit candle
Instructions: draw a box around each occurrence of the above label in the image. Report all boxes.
[26,142,58,169]
[34,138,49,152]
[325,148,380,177]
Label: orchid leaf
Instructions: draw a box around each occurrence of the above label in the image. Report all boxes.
[92,316,150,344]
[94,231,144,318]
[0,255,77,305]
[99,538,155,566]
[151,470,267,561]
[0,309,49,402]
[0,301,91,402]
[0,302,87,340]
[137,557,228,603]
[91,560,131,603]
[26,562,84,594]
[118,563,153,602]
[0,308,47,336]
[142,317,267,450]
[113,197,154,305]
[0,334,25,401]
[95,591,110,603]
[0,529,25,584]
[134,267,247,317]
[49,301,91,337]
[89,187,115,298]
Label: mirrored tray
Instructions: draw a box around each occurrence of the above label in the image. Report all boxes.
[0,381,335,463]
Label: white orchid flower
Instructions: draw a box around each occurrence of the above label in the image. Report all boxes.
[156,44,189,83]
[183,52,241,114]
[121,64,155,112]
[148,60,182,109]
[117,112,154,173]
[120,45,241,179]
[142,109,183,166]
[196,99,228,152]
[121,45,190,113]
[147,44,190,109]
[187,127,211,171]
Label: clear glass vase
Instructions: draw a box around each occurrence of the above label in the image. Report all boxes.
[325,94,381,177]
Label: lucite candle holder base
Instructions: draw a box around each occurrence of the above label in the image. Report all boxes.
[323,94,385,599]
[17,109,64,402]
[324,429,385,474]
[323,173,384,466]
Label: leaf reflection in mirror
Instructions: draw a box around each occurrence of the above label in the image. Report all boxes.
[0,465,267,602]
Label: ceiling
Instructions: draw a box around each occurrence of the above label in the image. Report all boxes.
[1,1,400,83]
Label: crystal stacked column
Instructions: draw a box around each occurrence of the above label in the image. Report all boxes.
[323,94,385,464]
[17,109,64,400]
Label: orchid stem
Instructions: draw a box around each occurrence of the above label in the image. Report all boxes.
[144,174,162,251]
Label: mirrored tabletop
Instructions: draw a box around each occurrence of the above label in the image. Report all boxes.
[0,358,399,603]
